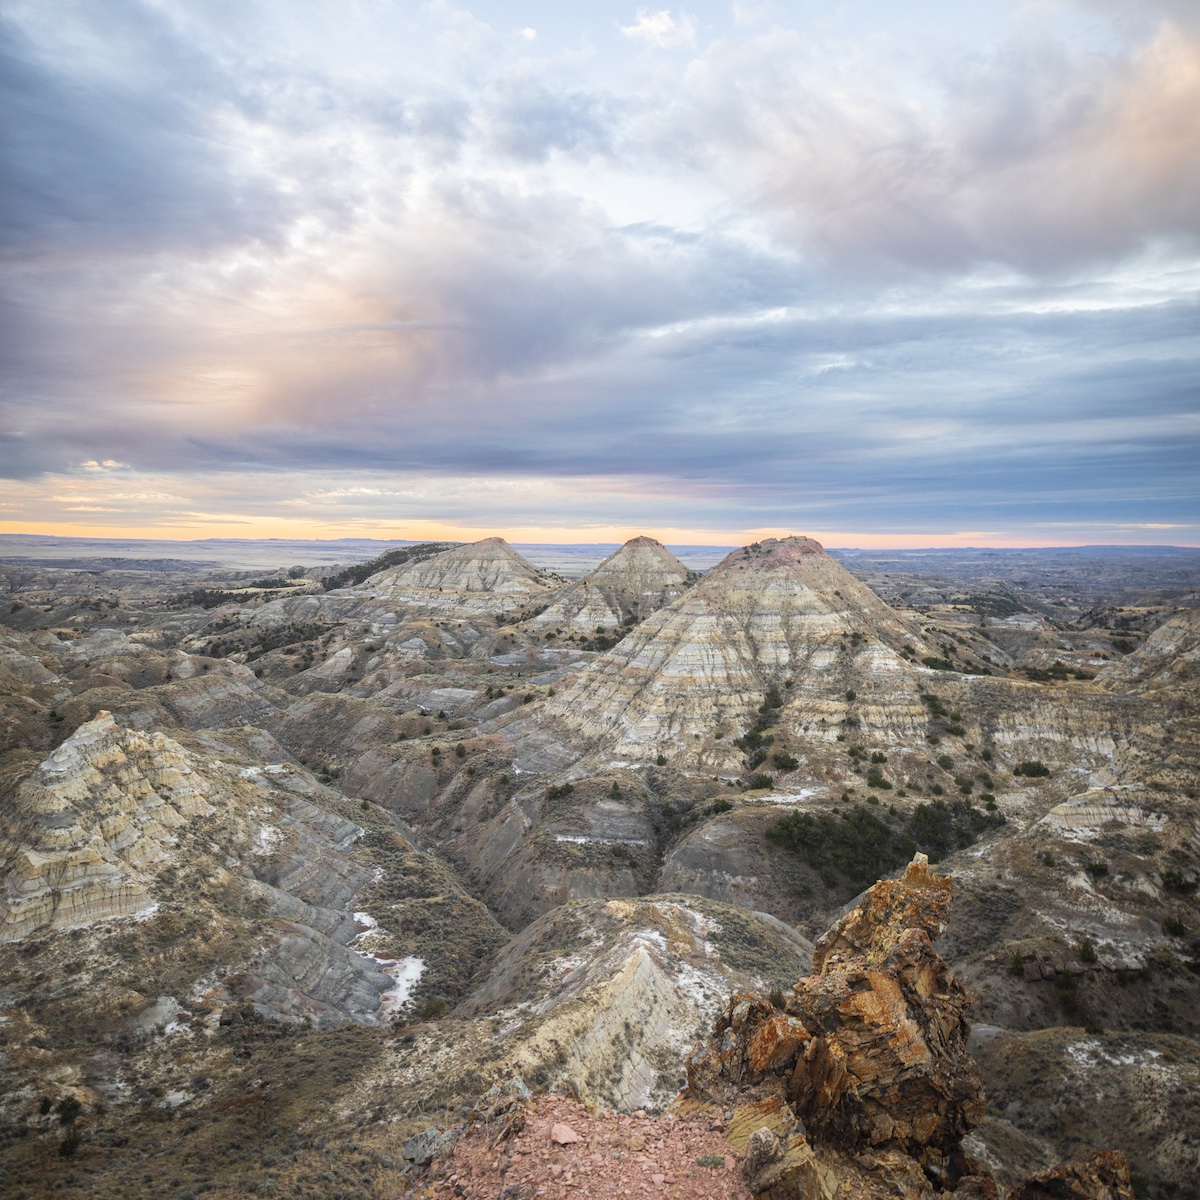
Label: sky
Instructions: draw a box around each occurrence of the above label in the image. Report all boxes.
[0,0,1198,548]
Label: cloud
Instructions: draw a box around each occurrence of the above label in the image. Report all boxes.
[668,17,1200,274]
[619,9,697,49]
[0,0,1195,542]
[484,79,619,160]
[0,9,287,255]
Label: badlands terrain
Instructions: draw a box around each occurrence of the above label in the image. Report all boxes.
[0,533,1197,1199]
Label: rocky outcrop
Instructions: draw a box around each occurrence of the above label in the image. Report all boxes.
[450,893,814,1113]
[682,854,1132,1199]
[1008,1152,1134,1199]
[0,711,481,1025]
[0,712,216,939]
[526,536,694,632]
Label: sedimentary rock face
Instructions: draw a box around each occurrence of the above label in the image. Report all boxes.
[523,535,934,769]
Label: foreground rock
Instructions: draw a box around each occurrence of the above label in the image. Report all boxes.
[413,1092,751,1200]
[682,854,1134,1199]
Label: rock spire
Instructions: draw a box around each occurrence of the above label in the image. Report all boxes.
[683,854,1134,1200]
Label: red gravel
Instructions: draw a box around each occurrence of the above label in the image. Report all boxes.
[422,1094,752,1200]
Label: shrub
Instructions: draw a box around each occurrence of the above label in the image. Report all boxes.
[930,784,944,796]
[1014,761,1050,778]
[767,806,910,890]
[947,724,965,737]
[1010,952,1025,977]
[1041,850,1056,867]
[746,773,774,790]
[1163,917,1187,937]
[870,751,887,764]
[845,690,856,702]
[706,798,733,816]
[55,1097,82,1126]
[38,1096,52,1115]
[768,988,786,1009]
[59,1129,82,1158]
[1163,870,1198,894]
[1056,970,1080,1020]
[1080,938,1098,964]
[922,656,956,671]
[772,752,799,771]
[981,748,993,762]
[767,796,1002,889]
[936,755,954,771]
[955,776,973,794]
[1085,861,1109,879]
[322,543,456,590]
[420,998,450,1021]
[455,743,466,757]
[656,753,667,766]
[546,783,574,799]
[866,767,892,790]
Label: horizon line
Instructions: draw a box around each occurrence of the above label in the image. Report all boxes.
[1,530,1198,552]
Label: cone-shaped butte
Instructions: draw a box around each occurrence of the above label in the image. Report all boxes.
[528,535,932,770]
[366,537,560,618]
[526,536,694,633]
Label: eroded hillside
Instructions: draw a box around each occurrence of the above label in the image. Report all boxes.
[0,535,1196,1199]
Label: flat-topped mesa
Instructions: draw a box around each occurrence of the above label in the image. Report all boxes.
[683,854,1134,1200]
[526,536,694,632]
[524,533,933,769]
[367,537,560,618]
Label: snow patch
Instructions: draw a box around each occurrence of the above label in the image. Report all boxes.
[355,953,425,1015]
[554,834,651,846]
[252,823,283,856]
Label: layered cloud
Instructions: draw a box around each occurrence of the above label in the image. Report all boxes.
[0,0,1196,542]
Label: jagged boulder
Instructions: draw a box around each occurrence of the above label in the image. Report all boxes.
[1008,1152,1134,1200]
[682,854,1132,1199]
